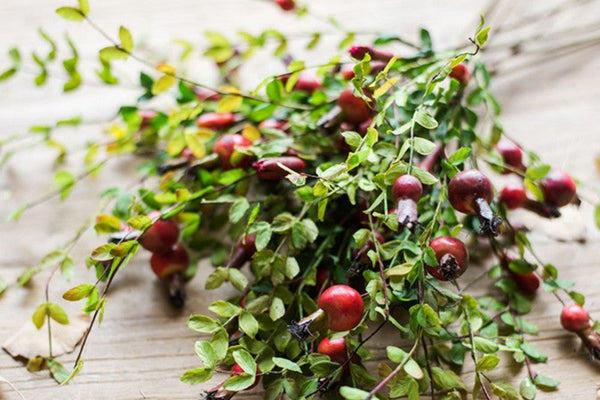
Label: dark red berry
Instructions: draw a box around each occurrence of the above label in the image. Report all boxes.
[540,170,576,208]
[317,337,348,364]
[449,63,470,85]
[511,271,540,294]
[253,156,305,180]
[448,170,502,235]
[561,304,590,332]
[293,75,322,93]
[318,285,364,332]
[392,175,423,231]
[213,134,252,170]
[275,0,295,11]
[150,243,189,280]
[337,88,372,125]
[139,212,179,254]
[228,235,257,269]
[425,236,469,281]
[258,119,288,131]
[494,138,525,174]
[499,184,527,210]
[196,112,236,130]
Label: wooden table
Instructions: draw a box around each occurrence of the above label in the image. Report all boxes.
[1,0,599,398]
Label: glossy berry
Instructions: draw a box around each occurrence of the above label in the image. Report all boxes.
[231,363,260,389]
[392,175,423,202]
[213,134,252,170]
[139,213,179,254]
[448,170,501,235]
[194,87,221,101]
[540,170,576,208]
[348,46,394,62]
[494,138,525,174]
[511,271,540,294]
[228,235,257,269]
[318,285,364,332]
[499,184,527,210]
[253,156,305,180]
[449,63,470,85]
[560,304,590,332]
[275,0,295,11]
[150,243,189,280]
[258,119,288,131]
[425,236,469,281]
[196,112,236,130]
[337,88,372,125]
[293,75,322,93]
[317,337,348,364]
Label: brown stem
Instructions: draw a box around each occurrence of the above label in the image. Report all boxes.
[522,198,561,218]
[577,326,600,360]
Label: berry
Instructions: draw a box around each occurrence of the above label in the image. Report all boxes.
[392,175,423,231]
[275,0,295,11]
[448,170,502,235]
[253,156,306,180]
[494,138,525,174]
[317,337,348,364]
[511,271,540,294]
[560,304,590,332]
[213,134,252,170]
[499,184,527,210]
[449,63,470,85]
[150,243,189,280]
[138,110,157,129]
[425,236,469,281]
[196,112,236,130]
[348,46,394,62]
[540,170,576,208]
[258,119,288,131]
[194,87,221,101]
[293,75,322,93]
[228,235,257,268]
[318,285,364,332]
[336,88,372,125]
[139,212,179,254]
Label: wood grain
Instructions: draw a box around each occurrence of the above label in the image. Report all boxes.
[1,0,599,399]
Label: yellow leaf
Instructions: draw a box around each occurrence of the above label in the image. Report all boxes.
[216,86,242,113]
[167,132,186,156]
[373,77,399,98]
[196,128,215,142]
[242,124,261,142]
[156,62,176,75]
[151,74,176,94]
[107,125,126,139]
[185,132,206,158]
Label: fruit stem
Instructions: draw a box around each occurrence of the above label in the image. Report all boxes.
[474,197,502,236]
[396,199,419,232]
[167,272,186,308]
[317,105,344,130]
[522,198,561,218]
[288,308,327,340]
[228,247,250,269]
[577,326,600,360]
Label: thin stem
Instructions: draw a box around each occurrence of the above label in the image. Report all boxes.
[420,339,435,400]
[364,331,422,400]
[464,309,492,400]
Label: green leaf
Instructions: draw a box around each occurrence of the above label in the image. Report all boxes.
[152,74,177,94]
[403,357,423,379]
[47,303,69,325]
[127,215,152,231]
[239,310,259,338]
[414,108,438,129]
[520,342,547,362]
[229,197,250,224]
[269,297,285,321]
[78,0,90,15]
[118,26,134,52]
[411,167,438,185]
[534,374,559,390]
[272,357,302,373]
[448,147,472,165]
[476,354,499,372]
[492,382,520,400]
[412,137,436,155]
[99,46,129,62]
[251,221,272,251]
[520,377,537,400]
[595,203,600,229]
[223,373,256,391]
[181,367,213,384]
[339,386,369,400]
[233,349,257,375]
[56,7,85,21]
[526,164,551,180]
[195,340,217,368]
[208,301,241,318]
[228,268,248,291]
[47,359,71,384]
[63,284,95,301]
[187,315,220,333]
[473,337,499,353]
[53,170,75,200]
[431,367,467,391]
[266,79,283,102]
[476,27,491,48]
[32,303,48,329]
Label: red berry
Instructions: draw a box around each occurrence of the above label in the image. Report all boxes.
[150,243,189,280]
[425,236,469,281]
[253,156,305,180]
[293,75,322,93]
[511,271,540,294]
[315,267,329,290]
[348,46,394,62]
[139,212,180,254]
[317,337,348,364]
[196,112,236,130]
[494,138,525,174]
[560,304,590,332]
[449,63,470,85]
[392,175,423,202]
[194,87,221,101]
[448,170,494,214]
[318,285,364,332]
[229,235,257,269]
[275,0,295,11]
[540,170,576,208]
[213,134,252,170]
[341,66,355,81]
[337,88,372,125]
[499,184,527,210]
[139,110,157,129]
[258,119,288,131]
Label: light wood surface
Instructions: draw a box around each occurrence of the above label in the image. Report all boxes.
[1,1,599,399]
